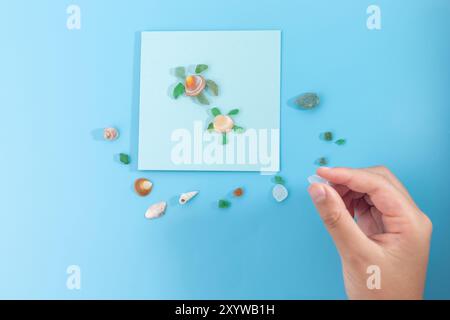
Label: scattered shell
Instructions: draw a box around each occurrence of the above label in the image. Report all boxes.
[185,75,206,96]
[103,127,119,141]
[179,191,199,205]
[307,175,330,186]
[233,187,244,197]
[145,202,167,219]
[213,115,234,133]
[134,178,153,196]
[272,184,288,202]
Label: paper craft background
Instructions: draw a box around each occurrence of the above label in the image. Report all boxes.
[1,0,449,299]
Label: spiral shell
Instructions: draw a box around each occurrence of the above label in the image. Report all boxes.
[179,191,199,205]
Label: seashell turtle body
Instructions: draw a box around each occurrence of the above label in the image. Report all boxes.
[185,75,206,96]
[213,115,234,133]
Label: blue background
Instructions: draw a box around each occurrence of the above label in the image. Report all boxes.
[0,0,449,299]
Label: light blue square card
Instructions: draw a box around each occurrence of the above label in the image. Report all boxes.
[138,31,280,171]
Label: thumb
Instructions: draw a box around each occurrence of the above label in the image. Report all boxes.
[308,183,372,257]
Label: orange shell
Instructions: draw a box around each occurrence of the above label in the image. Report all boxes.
[134,178,153,196]
[185,75,206,97]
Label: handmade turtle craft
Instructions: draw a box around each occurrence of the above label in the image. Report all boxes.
[171,64,219,105]
[206,107,244,145]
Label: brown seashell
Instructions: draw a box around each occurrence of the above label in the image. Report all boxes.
[134,178,153,196]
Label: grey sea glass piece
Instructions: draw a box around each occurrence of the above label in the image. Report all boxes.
[295,92,320,109]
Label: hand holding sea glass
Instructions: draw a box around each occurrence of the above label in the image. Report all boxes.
[308,166,432,299]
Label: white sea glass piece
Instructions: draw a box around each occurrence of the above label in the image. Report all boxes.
[272,184,288,202]
[307,175,330,185]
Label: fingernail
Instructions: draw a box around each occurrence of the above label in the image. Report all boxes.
[308,185,326,203]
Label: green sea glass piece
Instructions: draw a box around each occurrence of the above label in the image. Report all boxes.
[119,153,130,165]
[273,175,285,185]
[173,83,185,99]
[195,64,208,74]
[335,139,346,146]
[211,107,221,116]
[218,199,231,208]
[296,92,320,109]
[196,92,209,105]
[315,157,328,166]
[174,66,186,78]
[206,79,219,96]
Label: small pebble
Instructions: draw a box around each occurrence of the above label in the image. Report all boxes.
[320,131,333,141]
[103,127,119,141]
[295,92,320,109]
[233,187,244,197]
[120,153,130,165]
[315,157,328,166]
[134,178,153,196]
[307,175,330,186]
[179,191,199,205]
[145,201,167,219]
[272,184,288,202]
[218,199,231,209]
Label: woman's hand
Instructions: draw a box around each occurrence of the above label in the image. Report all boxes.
[308,166,432,299]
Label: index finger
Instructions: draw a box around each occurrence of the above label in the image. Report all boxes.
[317,167,414,218]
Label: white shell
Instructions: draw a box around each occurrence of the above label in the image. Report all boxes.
[272,184,288,202]
[307,175,330,186]
[179,191,199,205]
[145,202,167,219]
